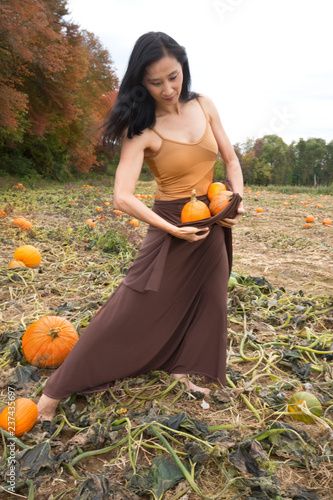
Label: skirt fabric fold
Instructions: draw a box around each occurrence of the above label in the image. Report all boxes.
[42,193,241,399]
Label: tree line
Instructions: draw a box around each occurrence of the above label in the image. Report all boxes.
[233,136,333,187]
[0,1,332,187]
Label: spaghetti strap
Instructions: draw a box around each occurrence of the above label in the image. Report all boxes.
[196,97,209,122]
[150,127,165,139]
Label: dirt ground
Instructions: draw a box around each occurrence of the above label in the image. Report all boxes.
[232,190,332,296]
[0,182,332,500]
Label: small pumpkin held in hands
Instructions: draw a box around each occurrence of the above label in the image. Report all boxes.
[0,398,38,437]
[207,182,227,201]
[181,189,211,223]
[22,316,79,368]
[287,391,322,424]
[209,190,233,216]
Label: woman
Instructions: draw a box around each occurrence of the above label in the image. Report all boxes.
[37,31,244,422]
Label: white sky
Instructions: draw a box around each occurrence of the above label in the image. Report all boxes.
[65,0,333,146]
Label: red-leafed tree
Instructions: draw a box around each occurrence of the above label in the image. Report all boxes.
[0,0,118,176]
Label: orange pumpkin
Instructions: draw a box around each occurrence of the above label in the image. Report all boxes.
[322,218,331,226]
[256,208,263,213]
[22,316,79,368]
[12,217,33,230]
[207,182,227,201]
[0,398,38,437]
[13,183,26,191]
[8,259,26,268]
[181,190,211,222]
[303,223,312,229]
[305,215,314,223]
[0,209,6,217]
[209,190,233,216]
[13,245,41,268]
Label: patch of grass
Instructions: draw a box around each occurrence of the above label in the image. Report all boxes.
[263,184,333,195]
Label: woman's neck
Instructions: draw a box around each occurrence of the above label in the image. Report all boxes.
[155,99,184,117]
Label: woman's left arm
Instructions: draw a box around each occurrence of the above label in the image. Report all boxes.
[200,95,245,227]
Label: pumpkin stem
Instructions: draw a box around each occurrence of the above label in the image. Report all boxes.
[48,327,62,340]
[190,189,197,202]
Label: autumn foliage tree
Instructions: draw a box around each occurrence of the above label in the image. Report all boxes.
[0,0,118,177]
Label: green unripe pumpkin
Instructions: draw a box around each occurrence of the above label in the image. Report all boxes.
[287,391,322,424]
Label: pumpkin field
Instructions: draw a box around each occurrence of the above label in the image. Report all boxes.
[0,179,333,500]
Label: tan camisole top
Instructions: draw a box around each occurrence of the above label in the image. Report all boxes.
[144,98,218,200]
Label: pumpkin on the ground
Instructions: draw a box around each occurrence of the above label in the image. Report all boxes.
[181,189,211,222]
[207,182,227,201]
[12,217,33,230]
[287,391,322,424]
[305,215,315,223]
[0,398,38,437]
[86,219,96,227]
[13,245,41,268]
[13,183,26,191]
[8,259,26,268]
[22,316,79,368]
[322,218,331,226]
[209,190,233,216]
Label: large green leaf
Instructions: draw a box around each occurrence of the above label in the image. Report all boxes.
[127,455,189,499]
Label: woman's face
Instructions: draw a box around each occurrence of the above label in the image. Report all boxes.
[143,55,183,106]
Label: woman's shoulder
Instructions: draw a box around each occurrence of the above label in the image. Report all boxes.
[121,126,159,154]
[196,94,218,118]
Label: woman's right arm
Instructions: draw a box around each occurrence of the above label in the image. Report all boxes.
[113,132,210,242]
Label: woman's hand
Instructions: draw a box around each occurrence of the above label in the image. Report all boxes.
[171,226,210,242]
[216,202,245,228]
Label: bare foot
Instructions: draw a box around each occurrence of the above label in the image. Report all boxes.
[36,394,61,422]
[170,373,211,397]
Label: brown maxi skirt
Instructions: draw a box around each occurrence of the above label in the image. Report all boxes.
[42,193,242,399]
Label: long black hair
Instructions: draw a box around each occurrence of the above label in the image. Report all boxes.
[101,32,199,149]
